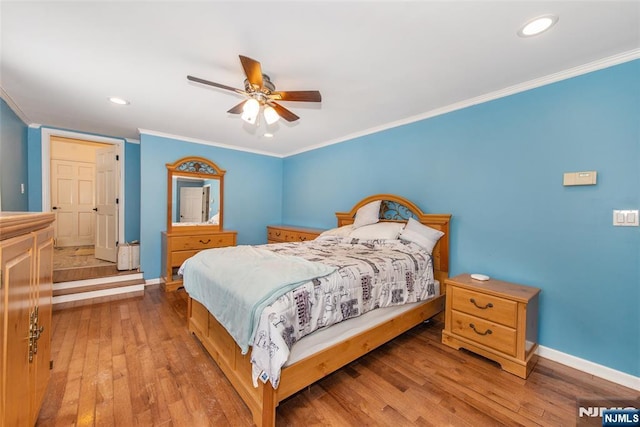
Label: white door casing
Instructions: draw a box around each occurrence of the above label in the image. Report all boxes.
[50,159,95,246]
[40,128,126,259]
[94,146,118,262]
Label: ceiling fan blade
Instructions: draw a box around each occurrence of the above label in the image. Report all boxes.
[227,100,247,114]
[270,90,322,102]
[187,75,245,95]
[270,102,300,122]
[239,55,263,89]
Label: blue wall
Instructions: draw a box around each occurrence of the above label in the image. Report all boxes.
[139,133,283,281]
[0,99,29,211]
[124,141,141,242]
[282,60,640,377]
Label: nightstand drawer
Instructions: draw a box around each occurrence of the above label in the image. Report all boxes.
[451,311,517,357]
[171,233,235,251]
[451,286,517,328]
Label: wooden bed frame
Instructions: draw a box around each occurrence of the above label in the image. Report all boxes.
[187,194,451,426]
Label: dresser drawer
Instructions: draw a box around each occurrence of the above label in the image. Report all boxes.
[267,226,323,243]
[170,233,235,251]
[451,286,517,328]
[451,311,517,357]
[171,249,200,267]
[285,230,318,242]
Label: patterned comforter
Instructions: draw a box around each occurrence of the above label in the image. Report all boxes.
[249,235,437,388]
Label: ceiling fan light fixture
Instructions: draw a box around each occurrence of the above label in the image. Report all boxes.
[241,98,260,123]
[518,15,558,37]
[263,105,280,125]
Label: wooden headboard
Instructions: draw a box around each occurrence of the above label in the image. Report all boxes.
[335,194,451,283]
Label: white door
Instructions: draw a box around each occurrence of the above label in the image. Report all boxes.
[94,146,118,262]
[50,159,95,246]
[180,187,204,222]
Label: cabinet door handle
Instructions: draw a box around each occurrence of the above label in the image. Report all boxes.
[470,298,493,309]
[199,239,211,244]
[469,323,492,336]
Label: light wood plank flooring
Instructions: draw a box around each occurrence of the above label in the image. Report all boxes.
[37,286,638,426]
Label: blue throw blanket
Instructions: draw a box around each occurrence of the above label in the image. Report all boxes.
[180,245,337,354]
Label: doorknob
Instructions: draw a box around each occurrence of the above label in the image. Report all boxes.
[93,208,98,212]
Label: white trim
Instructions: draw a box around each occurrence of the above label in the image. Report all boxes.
[137,128,283,158]
[144,278,163,286]
[53,272,142,291]
[537,345,640,391]
[40,128,126,246]
[52,283,145,305]
[126,138,140,144]
[285,49,640,157]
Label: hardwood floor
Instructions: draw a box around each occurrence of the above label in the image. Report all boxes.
[37,286,638,426]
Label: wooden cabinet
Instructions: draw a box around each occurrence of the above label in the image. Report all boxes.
[441,273,540,379]
[266,225,324,244]
[161,230,237,292]
[0,212,55,426]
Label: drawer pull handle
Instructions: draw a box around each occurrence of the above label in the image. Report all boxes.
[299,236,306,241]
[275,231,281,236]
[470,298,493,309]
[199,239,211,244]
[469,323,492,336]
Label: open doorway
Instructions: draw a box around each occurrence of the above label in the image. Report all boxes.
[41,129,126,283]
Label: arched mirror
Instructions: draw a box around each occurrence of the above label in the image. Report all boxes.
[166,156,225,233]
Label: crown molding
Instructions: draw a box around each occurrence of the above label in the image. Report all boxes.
[138,128,284,158]
[0,86,31,125]
[285,49,640,157]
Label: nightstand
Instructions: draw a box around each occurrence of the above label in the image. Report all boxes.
[441,273,540,378]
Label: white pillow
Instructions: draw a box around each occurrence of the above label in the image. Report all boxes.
[318,225,354,238]
[352,200,381,228]
[349,222,404,240]
[399,217,444,253]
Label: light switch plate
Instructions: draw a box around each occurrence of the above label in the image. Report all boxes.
[564,171,597,186]
[613,210,639,226]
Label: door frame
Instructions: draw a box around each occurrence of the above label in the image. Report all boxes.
[41,128,125,247]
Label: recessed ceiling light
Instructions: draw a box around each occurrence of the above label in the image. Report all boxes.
[108,96,130,105]
[518,15,558,37]
[264,133,274,138]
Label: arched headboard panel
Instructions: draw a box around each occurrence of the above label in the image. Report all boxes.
[335,194,451,282]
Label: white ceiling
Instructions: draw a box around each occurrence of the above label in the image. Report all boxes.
[1,1,639,157]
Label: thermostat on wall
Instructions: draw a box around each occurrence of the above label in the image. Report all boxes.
[563,171,597,186]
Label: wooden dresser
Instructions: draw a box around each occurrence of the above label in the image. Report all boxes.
[0,212,55,426]
[441,273,540,379]
[266,225,325,243]
[161,229,237,292]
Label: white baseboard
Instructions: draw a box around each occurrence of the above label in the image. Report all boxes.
[537,345,640,391]
[145,278,163,286]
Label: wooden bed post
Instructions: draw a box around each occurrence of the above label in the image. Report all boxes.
[258,384,276,427]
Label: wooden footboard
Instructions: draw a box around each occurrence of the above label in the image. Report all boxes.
[188,294,445,427]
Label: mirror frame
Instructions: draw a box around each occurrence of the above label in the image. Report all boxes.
[166,156,225,234]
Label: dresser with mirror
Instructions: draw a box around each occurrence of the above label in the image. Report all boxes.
[161,156,237,291]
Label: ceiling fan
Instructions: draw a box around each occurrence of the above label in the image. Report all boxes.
[187,55,322,125]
